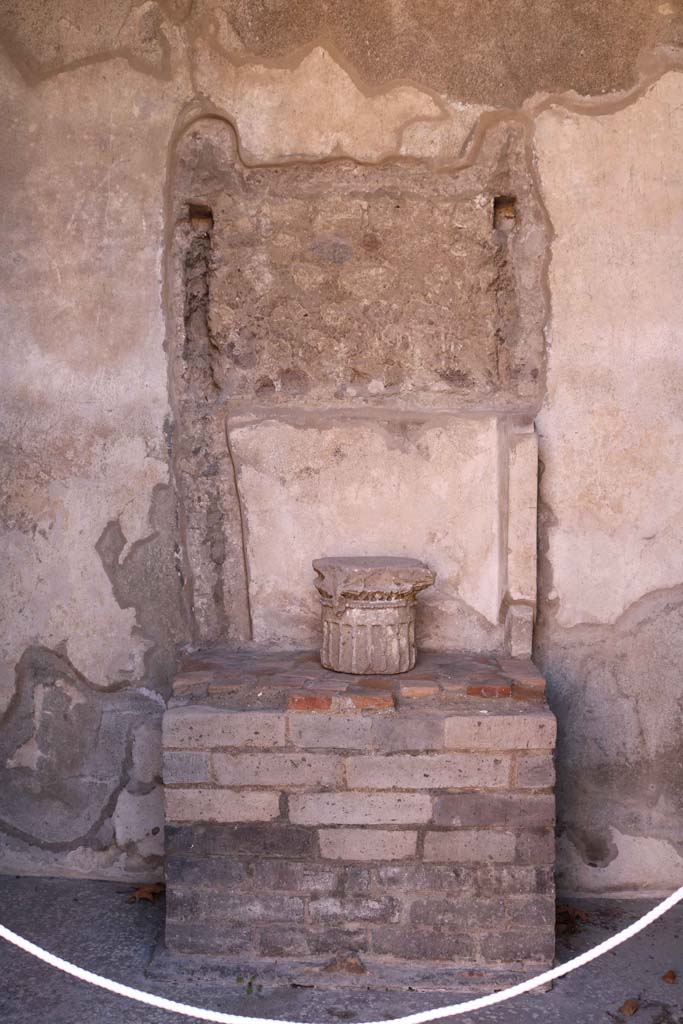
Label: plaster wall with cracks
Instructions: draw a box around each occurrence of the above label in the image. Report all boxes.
[1,0,682,890]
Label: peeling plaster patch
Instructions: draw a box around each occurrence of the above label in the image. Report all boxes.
[536,586,683,896]
[113,786,164,858]
[0,51,187,716]
[131,723,162,787]
[535,72,683,626]
[2,437,168,690]
[0,645,163,851]
[193,45,445,162]
[0,664,15,720]
[0,830,161,883]
[95,484,187,692]
[6,684,45,771]
[558,828,683,896]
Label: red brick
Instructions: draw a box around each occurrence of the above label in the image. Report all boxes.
[355,677,397,691]
[441,681,468,695]
[512,680,546,701]
[348,691,395,711]
[287,692,333,712]
[399,683,440,699]
[467,684,512,698]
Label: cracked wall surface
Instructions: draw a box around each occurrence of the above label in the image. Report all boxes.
[534,74,683,894]
[1,0,682,891]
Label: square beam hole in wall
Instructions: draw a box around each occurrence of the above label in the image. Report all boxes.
[493,195,517,231]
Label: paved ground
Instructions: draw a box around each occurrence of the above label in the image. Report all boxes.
[0,876,680,1024]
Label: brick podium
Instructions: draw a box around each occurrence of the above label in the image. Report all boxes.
[161,648,556,991]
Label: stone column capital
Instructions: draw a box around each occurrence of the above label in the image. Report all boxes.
[313,556,435,674]
[313,556,435,607]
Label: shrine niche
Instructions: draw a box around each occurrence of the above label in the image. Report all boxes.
[167,118,546,657]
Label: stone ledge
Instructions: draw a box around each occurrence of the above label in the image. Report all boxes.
[147,943,552,993]
[170,648,547,708]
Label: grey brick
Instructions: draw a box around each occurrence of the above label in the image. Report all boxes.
[163,751,211,785]
[166,921,254,956]
[515,829,555,865]
[424,830,516,863]
[165,855,248,889]
[259,927,369,957]
[165,787,280,823]
[252,860,338,893]
[341,866,374,893]
[376,862,553,895]
[372,927,475,961]
[168,889,303,923]
[409,896,506,929]
[309,896,400,924]
[506,896,556,927]
[345,754,510,790]
[473,864,555,895]
[163,707,284,749]
[258,926,310,957]
[288,714,373,749]
[515,754,556,788]
[165,823,317,858]
[480,930,555,964]
[308,928,370,955]
[372,717,444,752]
[432,792,554,828]
[377,863,480,892]
[319,828,417,861]
[532,866,555,893]
[289,792,431,826]
[444,713,556,751]
[212,752,342,788]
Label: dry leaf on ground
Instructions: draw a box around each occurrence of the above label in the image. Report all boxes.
[662,969,677,983]
[128,883,165,903]
[556,904,590,934]
[618,997,639,1016]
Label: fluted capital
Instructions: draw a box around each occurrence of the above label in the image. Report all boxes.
[313,556,435,674]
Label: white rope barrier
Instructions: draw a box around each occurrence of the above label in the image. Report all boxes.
[1,885,682,1024]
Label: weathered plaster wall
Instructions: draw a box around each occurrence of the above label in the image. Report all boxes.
[534,74,683,894]
[1,0,682,891]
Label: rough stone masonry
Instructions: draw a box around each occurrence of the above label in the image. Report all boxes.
[162,648,556,989]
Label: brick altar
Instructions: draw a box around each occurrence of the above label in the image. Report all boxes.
[161,647,556,991]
